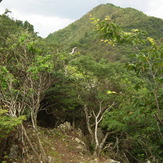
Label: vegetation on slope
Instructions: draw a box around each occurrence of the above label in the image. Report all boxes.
[0,4,163,163]
[46,4,163,62]
[45,4,163,162]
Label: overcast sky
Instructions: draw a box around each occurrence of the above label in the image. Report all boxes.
[0,0,163,38]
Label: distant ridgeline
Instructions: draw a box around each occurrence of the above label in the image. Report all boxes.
[45,3,163,62]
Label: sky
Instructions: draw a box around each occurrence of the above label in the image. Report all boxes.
[0,0,163,38]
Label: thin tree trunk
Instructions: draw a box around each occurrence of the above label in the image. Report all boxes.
[84,105,94,142]
[21,125,39,158]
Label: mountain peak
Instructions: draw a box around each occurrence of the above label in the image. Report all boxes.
[46,3,163,59]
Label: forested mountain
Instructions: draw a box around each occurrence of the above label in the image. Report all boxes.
[44,4,162,162]
[46,3,163,61]
[0,4,163,163]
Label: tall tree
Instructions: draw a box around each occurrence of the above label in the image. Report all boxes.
[92,16,163,162]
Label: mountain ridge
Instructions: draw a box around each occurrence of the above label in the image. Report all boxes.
[46,3,163,40]
[45,3,163,61]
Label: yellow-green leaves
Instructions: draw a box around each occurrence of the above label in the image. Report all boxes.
[65,65,85,80]
[91,16,149,46]
[0,66,16,90]
[27,54,54,80]
[147,37,156,46]
[0,109,26,138]
[107,90,117,94]
[0,109,8,114]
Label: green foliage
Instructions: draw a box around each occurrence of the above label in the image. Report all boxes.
[91,16,148,46]
[27,54,54,79]
[94,16,163,162]
[0,109,25,138]
[45,4,163,62]
[0,22,60,129]
[0,11,36,48]
[1,4,163,162]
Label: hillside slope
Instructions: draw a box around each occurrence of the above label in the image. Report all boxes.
[46,3,163,61]
[1,122,120,163]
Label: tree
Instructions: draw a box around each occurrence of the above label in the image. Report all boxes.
[92,16,163,123]
[92,16,163,161]
[61,54,126,156]
[0,108,25,138]
[0,31,60,162]
[0,32,55,128]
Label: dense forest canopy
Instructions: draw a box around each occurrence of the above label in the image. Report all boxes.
[0,4,163,163]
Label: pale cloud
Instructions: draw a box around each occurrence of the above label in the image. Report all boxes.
[145,0,163,18]
[28,16,74,38]
[9,10,75,38]
[0,4,75,38]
